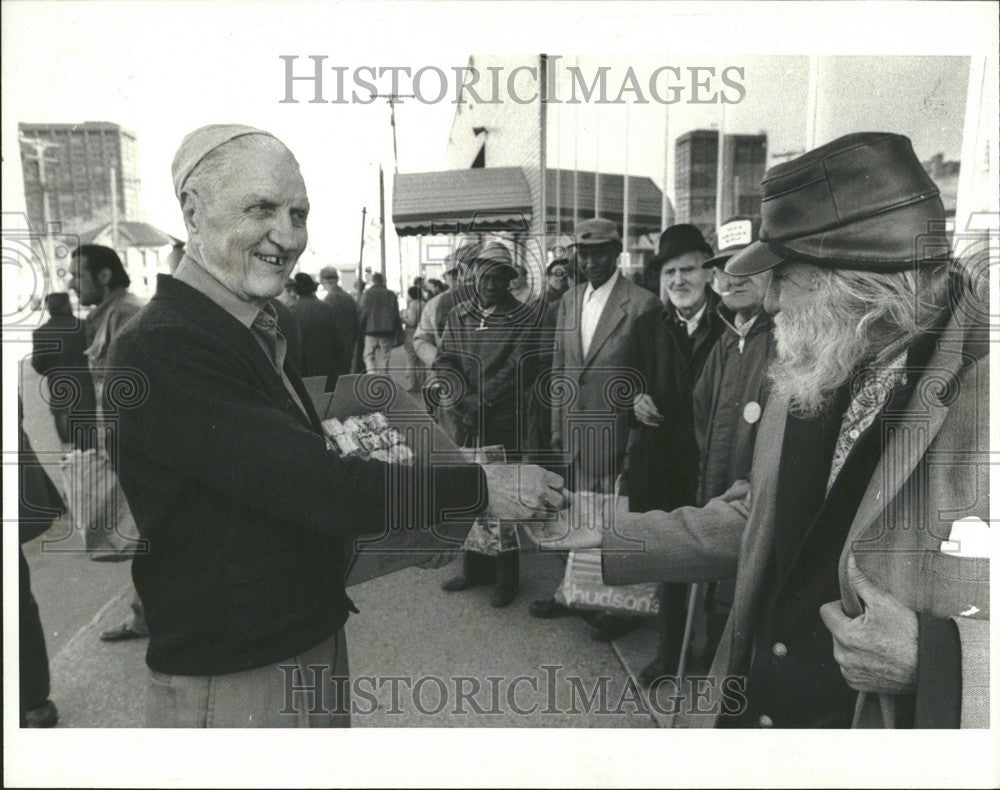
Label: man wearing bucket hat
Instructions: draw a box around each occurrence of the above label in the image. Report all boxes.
[108,124,566,727]
[530,132,988,728]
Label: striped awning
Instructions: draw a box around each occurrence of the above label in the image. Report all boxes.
[392,167,533,236]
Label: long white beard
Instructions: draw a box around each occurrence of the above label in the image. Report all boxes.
[770,297,870,418]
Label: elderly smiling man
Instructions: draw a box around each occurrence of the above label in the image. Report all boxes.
[532,132,989,729]
[108,125,564,728]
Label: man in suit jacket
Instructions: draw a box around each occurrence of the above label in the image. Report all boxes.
[110,124,565,728]
[531,133,989,728]
[529,218,660,641]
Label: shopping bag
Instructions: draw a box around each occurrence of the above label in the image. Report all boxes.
[59,448,144,560]
[554,548,660,616]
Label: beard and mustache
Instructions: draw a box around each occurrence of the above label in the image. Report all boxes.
[770,289,872,419]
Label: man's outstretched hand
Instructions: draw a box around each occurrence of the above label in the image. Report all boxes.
[483,464,566,521]
[524,489,616,551]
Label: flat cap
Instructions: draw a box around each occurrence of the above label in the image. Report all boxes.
[171,124,276,198]
[727,132,948,276]
[574,218,621,246]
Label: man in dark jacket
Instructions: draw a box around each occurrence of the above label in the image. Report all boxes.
[628,224,721,685]
[31,292,97,450]
[111,124,563,727]
[319,266,359,375]
[433,242,536,607]
[290,271,345,390]
[358,272,402,373]
[689,217,774,669]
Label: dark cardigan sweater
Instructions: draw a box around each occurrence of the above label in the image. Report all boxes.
[109,275,487,675]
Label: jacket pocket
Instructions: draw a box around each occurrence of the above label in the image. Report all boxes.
[923,551,990,619]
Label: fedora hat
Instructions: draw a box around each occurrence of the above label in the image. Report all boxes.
[727,132,949,276]
[652,223,713,265]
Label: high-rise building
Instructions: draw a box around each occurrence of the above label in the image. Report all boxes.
[674,130,767,244]
[18,121,140,234]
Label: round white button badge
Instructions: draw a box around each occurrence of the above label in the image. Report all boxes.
[743,401,762,424]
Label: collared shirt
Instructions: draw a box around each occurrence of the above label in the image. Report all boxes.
[580,268,620,357]
[676,301,708,336]
[174,256,309,420]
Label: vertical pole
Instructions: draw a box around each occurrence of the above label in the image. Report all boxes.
[805,55,820,151]
[110,166,120,255]
[715,106,725,232]
[662,101,670,230]
[539,53,549,279]
[623,96,630,261]
[358,206,367,287]
[379,166,387,278]
[594,104,601,217]
[554,95,561,237]
[573,56,580,229]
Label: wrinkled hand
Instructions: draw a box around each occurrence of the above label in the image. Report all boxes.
[524,489,615,551]
[483,464,566,521]
[819,554,918,695]
[633,394,663,427]
[719,479,751,518]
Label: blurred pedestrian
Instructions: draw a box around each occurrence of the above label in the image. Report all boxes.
[401,285,426,391]
[412,244,476,367]
[358,271,402,373]
[31,292,97,451]
[277,277,299,308]
[290,272,346,391]
[320,266,360,376]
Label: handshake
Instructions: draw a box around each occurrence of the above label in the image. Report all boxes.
[481,464,616,551]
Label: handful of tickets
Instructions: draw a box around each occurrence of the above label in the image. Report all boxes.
[321,412,415,465]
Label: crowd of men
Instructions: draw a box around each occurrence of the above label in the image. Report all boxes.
[20,125,988,730]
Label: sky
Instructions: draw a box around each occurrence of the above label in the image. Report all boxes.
[0,1,985,283]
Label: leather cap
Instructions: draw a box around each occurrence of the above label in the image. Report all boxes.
[652,223,713,265]
[727,132,948,276]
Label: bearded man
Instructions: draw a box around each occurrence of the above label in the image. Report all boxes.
[530,132,989,729]
[108,124,564,727]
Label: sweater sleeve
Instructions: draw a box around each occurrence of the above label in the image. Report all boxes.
[113,326,487,539]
